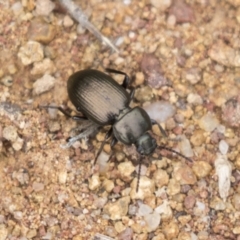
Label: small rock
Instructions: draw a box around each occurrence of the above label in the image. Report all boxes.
[11,2,23,15]
[18,41,44,66]
[137,202,153,216]
[155,200,173,220]
[118,161,135,181]
[179,135,194,158]
[35,0,55,16]
[1,75,13,86]
[144,101,176,123]
[89,174,101,191]
[12,137,24,151]
[153,169,169,188]
[3,126,18,142]
[144,212,161,232]
[130,176,155,200]
[63,15,74,27]
[0,224,8,240]
[58,171,67,184]
[185,68,202,84]
[141,53,169,88]
[187,93,203,105]
[28,17,56,44]
[150,0,172,11]
[210,197,226,210]
[162,221,179,240]
[31,58,56,76]
[118,227,133,240]
[32,181,44,192]
[135,72,145,86]
[208,40,240,67]
[190,129,205,146]
[33,74,56,95]
[167,178,181,195]
[102,179,114,192]
[103,196,130,220]
[93,197,108,209]
[219,140,229,155]
[184,195,196,209]
[232,193,240,210]
[48,121,61,132]
[222,97,240,127]
[173,163,197,185]
[26,229,37,238]
[168,0,195,23]
[198,112,220,132]
[192,161,212,178]
[135,86,154,103]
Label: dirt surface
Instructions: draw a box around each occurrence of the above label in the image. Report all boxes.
[1,0,240,239]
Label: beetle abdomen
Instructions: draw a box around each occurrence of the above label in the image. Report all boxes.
[67,69,130,125]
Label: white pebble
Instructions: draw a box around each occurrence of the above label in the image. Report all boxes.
[18,41,44,66]
[144,101,176,123]
[179,135,194,157]
[144,212,161,232]
[198,112,219,132]
[3,126,18,142]
[137,202,153,216]
[187,93,203,105]
[33,74,56,95]
[35,0,55,16]
[63,15,74,28]
[219,140,229,155]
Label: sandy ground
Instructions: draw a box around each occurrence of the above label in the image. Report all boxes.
[1,0,240,239]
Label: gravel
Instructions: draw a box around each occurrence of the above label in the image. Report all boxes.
[1,0,240,239]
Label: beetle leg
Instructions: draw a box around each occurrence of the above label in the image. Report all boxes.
[105,68,130,89]
[129,87,135,101]
[94,127,113,165]
[40,105,87,121]
[151,119,168,138]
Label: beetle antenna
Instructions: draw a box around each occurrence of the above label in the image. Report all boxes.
[136,156,144,192]
[157,146,193,163]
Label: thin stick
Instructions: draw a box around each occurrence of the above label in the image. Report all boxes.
[58,0,119,53]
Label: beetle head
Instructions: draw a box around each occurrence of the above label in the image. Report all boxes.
[136,133,157,155]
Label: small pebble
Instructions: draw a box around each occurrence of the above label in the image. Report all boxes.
[144,212,161,232]
[173,163,197,185]
[198,112,220,132]
[33,74,56,95]
[1,76,13,87]
[18,41,44,66]
[135,86,154,103]
[185,68,202,84]
[137,202,153,216]
[28,17,56,44]
[184,195,196,209]
[179,135,194,157]
[31,58,56,76]
[169,0,195,23]
[130,176,155,200]
[118,227,133,240]
[58,170,67,184]
[192,161,212,178]
[144,101,176,123]
[162,221,179,239]
[63,15,74,27]
[219,140,229,155]
[187,93,203,105]
[167,179,180,195]
[141,53,169,88]
[153,169,169,188]
[35,0,55,16]
[208,40,240,67]
[89,174,101,190]
[3,126,18,142]
[118,161,135,181]
[32,181,45,192]
[103,196,130,220]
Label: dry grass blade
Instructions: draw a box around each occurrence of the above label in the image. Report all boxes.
[58,0,119,53]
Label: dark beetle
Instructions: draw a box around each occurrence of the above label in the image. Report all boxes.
[43,69,191,191]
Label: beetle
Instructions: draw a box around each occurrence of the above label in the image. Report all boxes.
[42,69,192,191]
